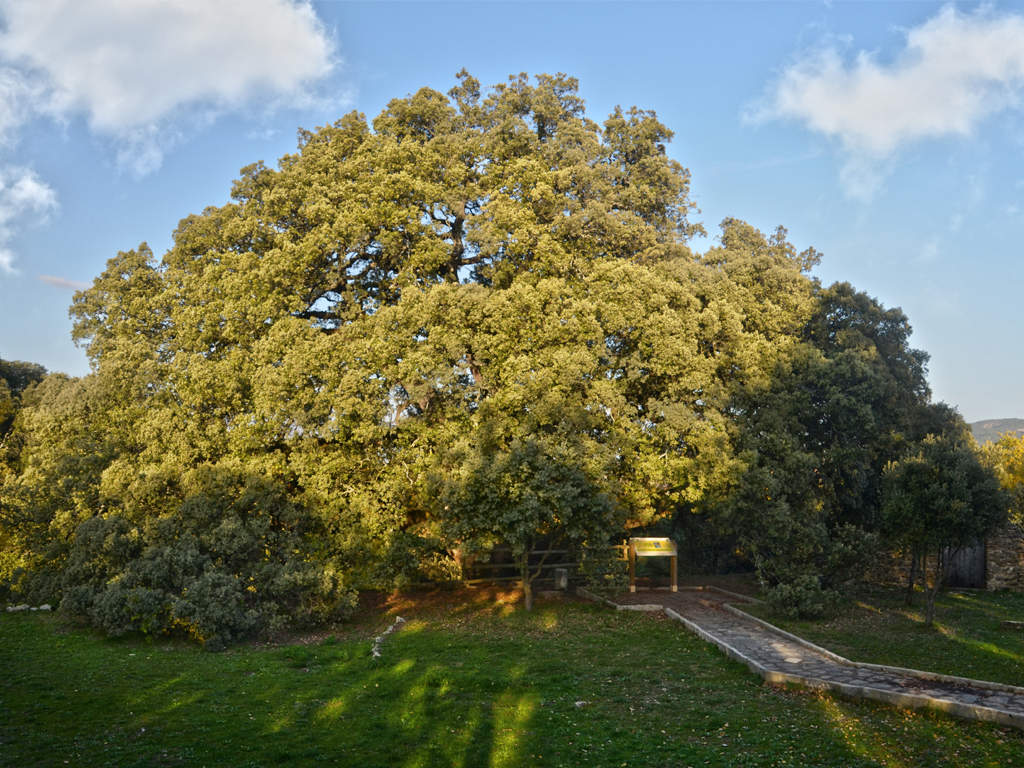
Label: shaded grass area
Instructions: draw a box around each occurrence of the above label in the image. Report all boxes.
[677,572,762,596]
[2,590,1024,767]
[745,587,1024,687]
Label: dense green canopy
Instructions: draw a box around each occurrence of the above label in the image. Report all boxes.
[0,72,987,642]
[985,433,1024,526]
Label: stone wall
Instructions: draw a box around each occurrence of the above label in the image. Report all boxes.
[986,522,1024,591]
[870,525,1024,592]
[868,549,948,590]
[868,548,915,588]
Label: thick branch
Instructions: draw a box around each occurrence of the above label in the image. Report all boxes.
[293,309,339,321]
[466,351,487,397]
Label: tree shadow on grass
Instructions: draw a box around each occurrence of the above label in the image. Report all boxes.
[110,621,539,768]
[5,607,1024,767]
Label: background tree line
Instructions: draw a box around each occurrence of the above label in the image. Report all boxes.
[0,72,1014,645]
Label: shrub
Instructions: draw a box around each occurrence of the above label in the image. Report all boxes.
[764,574,842,619]
[56,464,357,647]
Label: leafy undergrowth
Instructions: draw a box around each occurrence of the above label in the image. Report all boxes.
[745,586,1024,687]
[2,588,1023,767]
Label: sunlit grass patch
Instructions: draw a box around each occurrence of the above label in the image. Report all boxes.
[2,593,1024,767]
[748,586,1024,687]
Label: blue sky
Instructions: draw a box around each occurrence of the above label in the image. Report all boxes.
[0,1,1021,423]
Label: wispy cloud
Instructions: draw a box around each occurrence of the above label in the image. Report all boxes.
[0,167,56,274]
[39,274,89,290]
[245,126,283,142]
[917,237,940,265]
[0,65,47,146]
[752,6,1024,199]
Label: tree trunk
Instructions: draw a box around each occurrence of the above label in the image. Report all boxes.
[905,551,918,606]
[924,580,937,626]
[520,552,533,611]
[924,548,950,627]
[451,546,464,580]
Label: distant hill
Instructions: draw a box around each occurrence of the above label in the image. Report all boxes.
[971,418,1024,445]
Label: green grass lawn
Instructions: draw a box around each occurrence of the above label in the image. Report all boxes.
[2,589,1023,768]
[744,586,1024,687]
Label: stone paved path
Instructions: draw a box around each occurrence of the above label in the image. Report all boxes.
[613,589,1024,729]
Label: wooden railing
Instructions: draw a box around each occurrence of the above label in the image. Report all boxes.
[461,544,628,586]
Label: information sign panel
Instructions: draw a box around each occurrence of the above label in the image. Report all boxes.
[628,537,678,592]
[631,537,677,557]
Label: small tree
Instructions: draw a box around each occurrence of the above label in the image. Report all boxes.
[441,438,617,610]
[882,435,1007,625]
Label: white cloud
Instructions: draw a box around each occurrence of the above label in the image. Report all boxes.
[0,0,336,275]
[0,0,334,130]
[755,6,1024,197]
[0,0,336,172]
[0,167,57,273]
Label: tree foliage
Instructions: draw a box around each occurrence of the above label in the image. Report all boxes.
[0,71,961,638]
[882,433,1008,624]
[0,358,46,450]
[985,433,1024,526]
[441,437,617,610]
[0,358,49,597]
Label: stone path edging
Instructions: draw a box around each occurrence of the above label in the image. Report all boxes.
[575,586,624,609]
[720,604,850,666]
[578,586,1024,730]
[669,604,1024,729]
[723,603,1024,696]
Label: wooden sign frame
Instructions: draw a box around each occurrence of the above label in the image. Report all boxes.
[628,537,678,593]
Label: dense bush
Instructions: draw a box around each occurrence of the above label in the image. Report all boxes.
[764,575,843,619]
[56,466,357,648]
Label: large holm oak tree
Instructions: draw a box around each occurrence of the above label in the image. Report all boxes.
[0,71,952,641]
